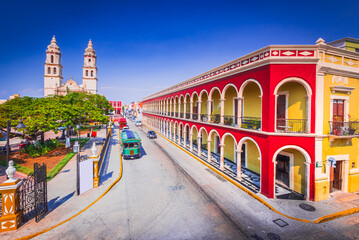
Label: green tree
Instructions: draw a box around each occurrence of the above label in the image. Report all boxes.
[0,92,113,140]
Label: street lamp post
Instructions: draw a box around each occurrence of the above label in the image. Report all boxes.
[76,111,87,195]
[6,114,26,169]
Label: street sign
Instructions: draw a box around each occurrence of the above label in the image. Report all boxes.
[327,157,336,168]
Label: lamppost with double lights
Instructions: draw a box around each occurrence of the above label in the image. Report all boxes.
[6,114,26,169]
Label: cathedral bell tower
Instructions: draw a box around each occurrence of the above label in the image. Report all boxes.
[82,39,98,94]
[44,36,63,97]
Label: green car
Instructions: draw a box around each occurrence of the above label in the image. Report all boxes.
[121,130,141,159]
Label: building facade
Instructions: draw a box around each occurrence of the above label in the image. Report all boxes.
[109,101,122,115]
[142,38,359,201]
[44,36,98,97]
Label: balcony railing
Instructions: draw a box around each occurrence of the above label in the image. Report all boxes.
[240,117,261,130]
[171,112,174,117]
[192,113,198,121]
[277,118,307,133]
[329,121,359,136]
[210,114,220,124]
[200,114,208,122]
[185,113,190,119]
[175,112,178,117]
[223,115,236,126]
[180,113,184,118]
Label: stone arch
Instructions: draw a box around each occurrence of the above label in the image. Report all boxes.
[272,145,311,199]
[239,79,263,97]
[221,83,239,99]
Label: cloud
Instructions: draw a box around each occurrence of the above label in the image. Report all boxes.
[20,88,43,97]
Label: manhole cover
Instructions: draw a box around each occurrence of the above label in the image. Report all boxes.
[267,232,281,240]
[299,203,316,211]
[273,218,288,228]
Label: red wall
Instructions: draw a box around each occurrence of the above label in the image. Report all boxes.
[144,63,317,201]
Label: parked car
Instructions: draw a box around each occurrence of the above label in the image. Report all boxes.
[135,121,142,126]
[147,131,157,139]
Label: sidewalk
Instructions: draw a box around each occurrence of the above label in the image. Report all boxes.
[146,125,359,224]
[0,125,121,240]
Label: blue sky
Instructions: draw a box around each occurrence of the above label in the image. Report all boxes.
[0,0,358,104]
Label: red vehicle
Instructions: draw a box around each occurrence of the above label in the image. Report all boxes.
[119,118,128,130]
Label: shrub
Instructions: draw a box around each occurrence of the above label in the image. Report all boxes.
[22,139,61,157]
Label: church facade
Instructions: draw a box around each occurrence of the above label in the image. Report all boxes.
[44,36,98,97]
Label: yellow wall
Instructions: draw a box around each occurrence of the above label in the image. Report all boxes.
[185,96,190,113]
[243,82,261,118]
[224,87,236,116]
[324,54,343,65]
[212,90,221,114]
[278,82,307,120]
[192,127,198,143]
[201,93,208,114]
[321,73,359,194]
[223,135,235,162]
[246,141,260,174]
[201,130,208,147]
[349,173,359,192]
[315,180,329,201]
[283,149,306,195]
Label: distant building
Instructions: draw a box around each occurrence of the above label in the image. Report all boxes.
[0,94,20,104]
[44,36,98,97]
[109,101,122,115]
[328,37,359,53]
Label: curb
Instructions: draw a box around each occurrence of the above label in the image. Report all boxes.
[16,129,124,240]
[143,124,359,224]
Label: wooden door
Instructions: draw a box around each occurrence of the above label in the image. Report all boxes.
[333,100,344,135]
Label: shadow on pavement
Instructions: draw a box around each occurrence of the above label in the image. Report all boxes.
[140,146,147,156]
[47,191,75,213]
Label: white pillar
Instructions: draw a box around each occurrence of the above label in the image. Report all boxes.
[198,100,202,121]
[197,135,202,156]
[183,129,187,147]
[190,101,193,120]
[236,149,242,180]
[184,100,187,118]
[220,98,225,125]
[219,143,225,170]
[190,133,193,151]
[207,139,212,162]
[207,100,212,123]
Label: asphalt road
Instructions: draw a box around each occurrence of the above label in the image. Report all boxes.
[32,121,359,240]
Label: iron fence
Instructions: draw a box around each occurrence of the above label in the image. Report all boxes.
[329,121,359,136]
[185,113,190,119]
[223,115,236,126]
[277,118,307,133]
[240,116,261,130]
[210,114,220,124]
[200,114,208,122]
[192,113,198,120]
[180,113,184,118]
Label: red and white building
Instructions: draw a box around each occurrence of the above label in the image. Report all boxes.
[109,101,122,115]
[143,38,359,201]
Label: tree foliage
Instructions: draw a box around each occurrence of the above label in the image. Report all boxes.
[0,92,113,140]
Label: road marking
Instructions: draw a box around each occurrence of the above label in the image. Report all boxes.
[17,128,124,240]
[143,124,359,224]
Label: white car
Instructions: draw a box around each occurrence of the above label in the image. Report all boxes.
[135,121,142,126]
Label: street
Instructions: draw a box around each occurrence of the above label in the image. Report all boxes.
[31,121,359,240]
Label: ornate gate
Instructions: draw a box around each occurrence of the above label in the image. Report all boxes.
[20,163,48,223]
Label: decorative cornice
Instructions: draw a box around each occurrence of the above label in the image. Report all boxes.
[143,45,319,101]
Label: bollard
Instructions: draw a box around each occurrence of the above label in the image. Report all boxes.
[0,161,23,232]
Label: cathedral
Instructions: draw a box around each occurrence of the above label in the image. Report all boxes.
[44,36,98,97]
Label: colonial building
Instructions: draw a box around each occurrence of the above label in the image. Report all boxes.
[44,36,98,97]
[142,37,359,201]
[109,101,122,115]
